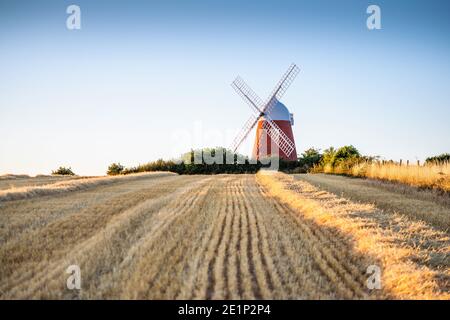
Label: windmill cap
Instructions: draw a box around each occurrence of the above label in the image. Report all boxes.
[262,100,291,121]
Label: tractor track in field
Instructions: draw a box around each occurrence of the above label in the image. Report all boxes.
[243,181,272,299]
[174,178,234,299]
[273,199,366,299]
[194,190,227,299]
[209,178,235,299]
[115,176,216,299]
[254,176,372,299]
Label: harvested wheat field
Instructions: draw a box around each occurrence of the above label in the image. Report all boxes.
[0,171,448,299]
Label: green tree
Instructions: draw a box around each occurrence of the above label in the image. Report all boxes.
[107,163,124,175]
[334,145,360,162]
[322,147,336,165]
[300,147,322,167]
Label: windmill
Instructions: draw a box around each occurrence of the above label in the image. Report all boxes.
[230,63,300,161]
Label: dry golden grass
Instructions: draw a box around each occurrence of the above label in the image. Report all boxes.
[257,171,450,299]
[0,172,174,202]
[0,174,77,191]
[295,173,450,231]
[1,172,448,299]
[0,174,206,298]
[0,174,32,180]
[0,173,386,299]
[323,162,450,192]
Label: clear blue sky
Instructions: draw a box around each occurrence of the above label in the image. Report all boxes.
[1,0,449,175]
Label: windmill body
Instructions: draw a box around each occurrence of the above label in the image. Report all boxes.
[230,63,300,162]
[253,99,297,161]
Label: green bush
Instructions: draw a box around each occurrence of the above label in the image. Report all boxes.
[312,145,363,173]
[52,166,75,176]
[334,145,359,160]
[301,148,322,165]
[107,163,124,175]
[114,148,293,175]
[321,147,336,165]
[296,147,322,172]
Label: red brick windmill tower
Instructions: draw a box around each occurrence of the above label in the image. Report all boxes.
[230,64,300,161]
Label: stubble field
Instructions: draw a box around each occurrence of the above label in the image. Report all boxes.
[0,172,448,299]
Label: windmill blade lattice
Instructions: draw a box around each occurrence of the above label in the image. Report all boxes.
[261,116,296,157]
[230,113,259,153]
[263,64,300,116]
[231,76,264,114]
